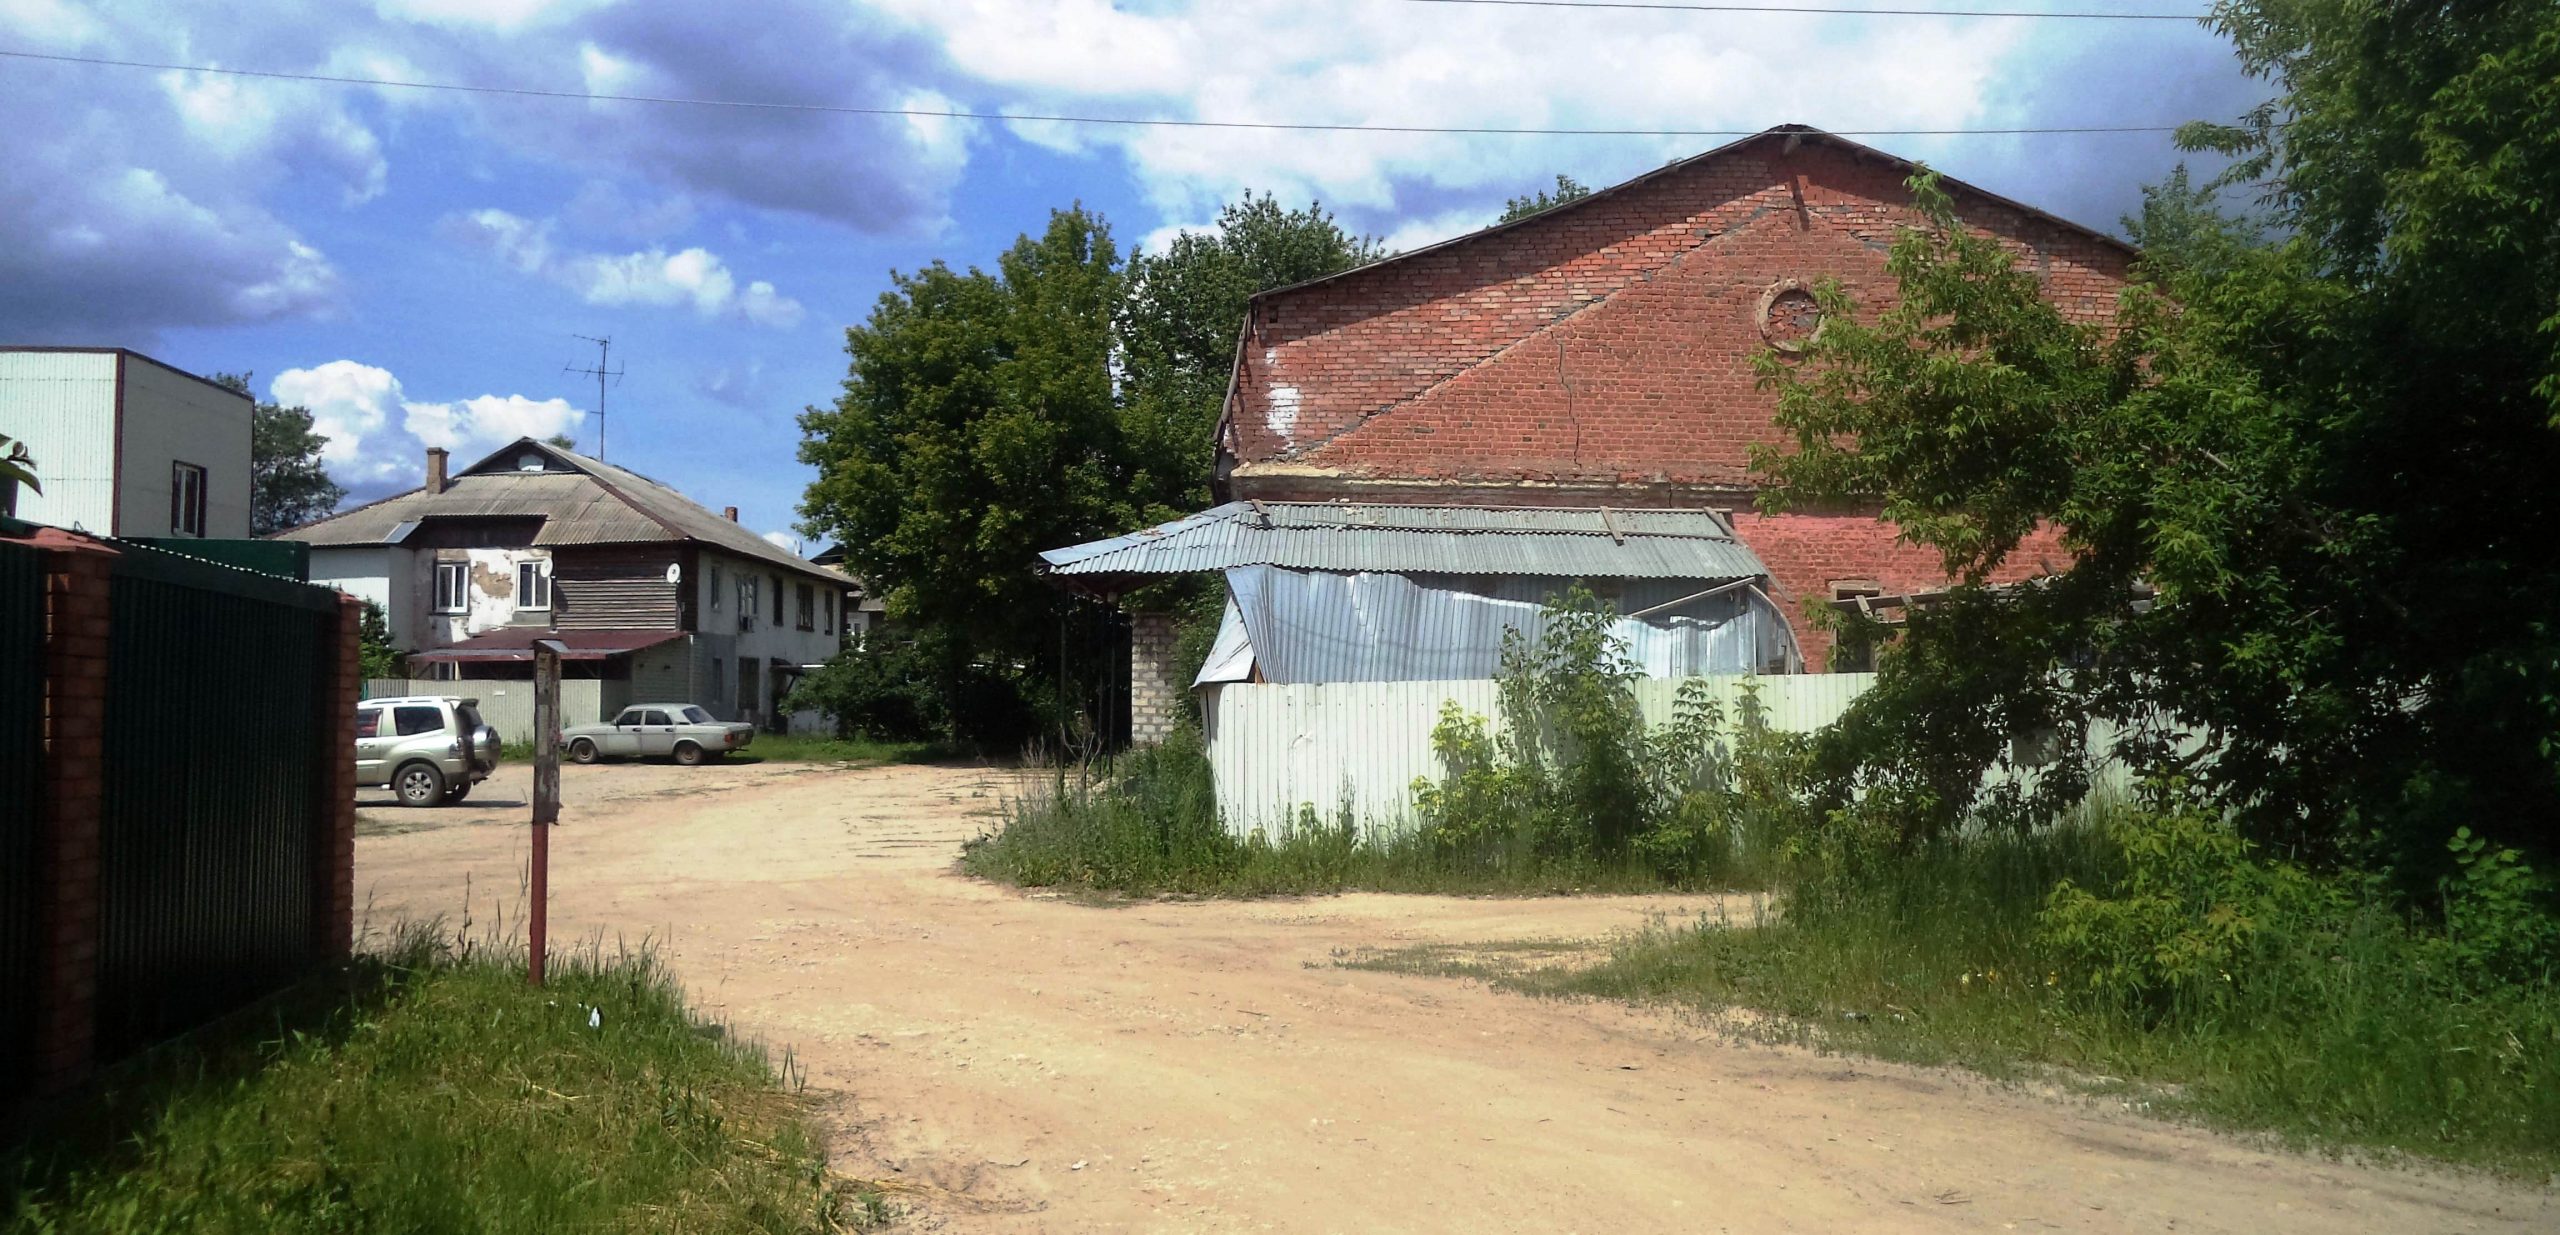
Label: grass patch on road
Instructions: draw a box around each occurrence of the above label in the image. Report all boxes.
[962,730,1675,898]
[4,932,888,1233]
[1398,828,2560,1179]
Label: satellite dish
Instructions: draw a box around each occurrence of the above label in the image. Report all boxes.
[665,563,682,585]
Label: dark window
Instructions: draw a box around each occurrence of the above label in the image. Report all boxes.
[771,575,783,623]
[737,578,757,631]
[681,706,713,724]
[796,583,814,630]
[434,562,468,613]
[170,461,207,537]
[517,560,552,609]
[613,708,645,726]
[355,709,381,738]
[393,705,445,736]
[641,709,671,726]
[823,591,835,635]
[710,565,725,610]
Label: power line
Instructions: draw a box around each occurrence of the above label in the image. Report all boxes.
[0,48,2186,138]
[1401,0,2207,18]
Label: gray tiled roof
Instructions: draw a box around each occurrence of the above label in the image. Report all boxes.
[277,438,841,584]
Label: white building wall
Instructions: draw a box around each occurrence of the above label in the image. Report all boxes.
[692,548,850,721]
[310,545,424,649]
[117,355,252,539]
[0,351,118,532]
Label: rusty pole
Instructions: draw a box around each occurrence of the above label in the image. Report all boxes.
[529,639,565,985]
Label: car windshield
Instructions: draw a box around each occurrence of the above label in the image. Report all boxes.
[680,706,714,724]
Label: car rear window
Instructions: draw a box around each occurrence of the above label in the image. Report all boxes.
[393,705,444,736]
[641,710,671,726]
[680,706,713,724]
[355,709,381,738]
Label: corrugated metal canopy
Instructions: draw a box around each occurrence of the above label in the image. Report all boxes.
[1040,502,1768,589]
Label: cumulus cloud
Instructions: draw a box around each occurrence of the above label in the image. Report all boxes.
[760,530,802,554]
[442,209,804,327]
[270,359,585,498]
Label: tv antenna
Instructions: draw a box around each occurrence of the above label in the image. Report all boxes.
[563,334,625,461]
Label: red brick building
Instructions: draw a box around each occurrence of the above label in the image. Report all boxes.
[1210,124,2132,669]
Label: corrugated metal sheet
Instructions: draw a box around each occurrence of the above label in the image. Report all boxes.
[0,350,120,534]
[1205,674,1880,832]
[1216,567,1789,684]
[1041,502,1768,581]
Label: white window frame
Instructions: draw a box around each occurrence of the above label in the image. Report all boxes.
[170,461,207,537]
[710,565,725,611]
[434,561,469,614]
[516,560,553,610]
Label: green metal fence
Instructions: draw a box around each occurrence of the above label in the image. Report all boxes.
[92,543,339,1060]
[0,540,42,1102]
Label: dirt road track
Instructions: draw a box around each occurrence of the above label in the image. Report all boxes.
[356,761,2556,1234]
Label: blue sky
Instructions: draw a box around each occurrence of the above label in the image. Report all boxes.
[1,0,2262,548]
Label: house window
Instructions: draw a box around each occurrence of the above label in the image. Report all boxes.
[772,575,784,624]
[516,560,552,610]
[434,561,469,613]
[823,591,835,635]
[796,583,814,631]
[170,461,207,537]
[710,565,725,611]
[738,577,757,632]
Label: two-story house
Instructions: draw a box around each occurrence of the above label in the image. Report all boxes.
[279,438,853,728]
[0,347,253,539]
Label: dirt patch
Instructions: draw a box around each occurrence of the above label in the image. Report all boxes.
[355,762,2557,1233]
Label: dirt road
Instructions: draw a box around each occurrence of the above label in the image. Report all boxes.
[356,761,2554,1233]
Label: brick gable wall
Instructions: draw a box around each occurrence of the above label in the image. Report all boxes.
[1208,131,2130,670]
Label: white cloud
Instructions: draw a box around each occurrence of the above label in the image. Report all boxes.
[1375,207,1490,257]
[760,530,800,553]
[442,210,805,327]
[271,360,586,495]
[404,394,584,454]
[375,0,610,33]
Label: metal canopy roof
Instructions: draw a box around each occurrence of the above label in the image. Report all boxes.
[1038,502,1770,591]
[408,628,687,663]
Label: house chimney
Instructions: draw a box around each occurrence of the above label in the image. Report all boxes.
[425,447,449,495]
[723,506,738,522]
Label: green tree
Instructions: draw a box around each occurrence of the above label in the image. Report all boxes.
[1754,0,2560,873]
[1499,175,1593,224]
[1117,194,1382,519]
[357,600,403,680]
[217,373,348,536]
[797,208,1127,746]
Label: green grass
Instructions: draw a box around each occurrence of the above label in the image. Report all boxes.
[1478,828,2560,1178]
[961,731,1689,899]
[3,932,891,1233]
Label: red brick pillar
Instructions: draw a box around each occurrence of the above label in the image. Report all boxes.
[29,531,117,1096]
[315,595,360,961]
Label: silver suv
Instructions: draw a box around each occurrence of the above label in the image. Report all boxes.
[356,696,499,807]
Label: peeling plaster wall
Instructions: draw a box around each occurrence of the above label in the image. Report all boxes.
[428,547,552,644]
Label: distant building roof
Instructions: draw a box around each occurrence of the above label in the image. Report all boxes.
[276,438,840,585]
[1038,501,1770,595]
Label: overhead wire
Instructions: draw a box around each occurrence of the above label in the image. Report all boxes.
[0,48,2188,138]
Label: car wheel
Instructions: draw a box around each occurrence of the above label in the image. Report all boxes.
[569,738,600,765]
[672,741,705,767]
[396,762,447,808]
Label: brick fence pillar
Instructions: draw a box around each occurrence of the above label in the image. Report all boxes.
[1128,610,1182,746]
[30,531,117,1096]
[315,595,360,960]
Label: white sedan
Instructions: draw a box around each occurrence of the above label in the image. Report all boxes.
[561,704,756,766]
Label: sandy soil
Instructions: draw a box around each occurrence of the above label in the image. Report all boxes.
[355,760,2557,1234]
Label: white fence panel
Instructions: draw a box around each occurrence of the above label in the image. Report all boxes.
[1205,674,1879,834]
[362,678,608,743]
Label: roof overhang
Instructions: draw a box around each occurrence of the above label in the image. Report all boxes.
[409,628,686,663]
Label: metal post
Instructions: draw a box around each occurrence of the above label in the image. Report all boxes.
[529,639,565,985]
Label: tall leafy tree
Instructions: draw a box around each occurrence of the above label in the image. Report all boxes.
[1755,0,2560,872]
[1116,194,1382,519]
[1499,175,1593,224]
[217,373,347,536]
[797,208,1127,744]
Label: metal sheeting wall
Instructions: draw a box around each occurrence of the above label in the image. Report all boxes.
[0,541,43,1102]
[1221,567,1787,684]
[363,679,610,744]
[96,550,337,1061]
[1204,674,1879,832]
